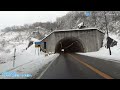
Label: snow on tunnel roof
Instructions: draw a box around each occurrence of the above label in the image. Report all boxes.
[41,27,104,41]
[54,27,104,33]
[31,38,41,42]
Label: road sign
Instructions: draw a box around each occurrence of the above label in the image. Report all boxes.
[35,45,40,48]
[35,41,43,48]
[107,37,113,49]
[85,11,91,17]
[35,42,42,45]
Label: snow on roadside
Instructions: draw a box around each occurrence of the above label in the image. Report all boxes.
[0,43,59,79]
[0,53,59,79]
[0,41,28,64]
[78,33,120,62]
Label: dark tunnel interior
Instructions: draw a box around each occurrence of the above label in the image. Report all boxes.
[55,37,85,53]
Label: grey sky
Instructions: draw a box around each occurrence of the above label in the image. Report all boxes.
[0,11,69,30]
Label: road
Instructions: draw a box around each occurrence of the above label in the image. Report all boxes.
[38,53,120,79]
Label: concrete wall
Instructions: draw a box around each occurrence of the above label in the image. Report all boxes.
[40,33,56,53]
[40,29,104,53]
[96,30,105,50]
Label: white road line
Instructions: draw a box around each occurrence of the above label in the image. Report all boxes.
[36,56,58,79]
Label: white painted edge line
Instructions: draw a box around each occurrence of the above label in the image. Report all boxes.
[36,54,59,79]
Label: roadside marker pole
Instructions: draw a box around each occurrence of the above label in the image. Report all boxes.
[13,48,16,67]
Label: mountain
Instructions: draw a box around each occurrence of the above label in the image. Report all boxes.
[2,11,120,34]
[1,11,120,57]
[55,11,120,34]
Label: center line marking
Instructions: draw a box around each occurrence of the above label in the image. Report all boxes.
[68,54,114,79]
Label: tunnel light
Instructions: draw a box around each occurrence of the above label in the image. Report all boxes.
[61,49,64,52]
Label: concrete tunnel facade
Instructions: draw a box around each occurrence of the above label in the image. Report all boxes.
[40,28,105,53]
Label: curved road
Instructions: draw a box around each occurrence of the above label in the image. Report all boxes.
[38,53,120,79]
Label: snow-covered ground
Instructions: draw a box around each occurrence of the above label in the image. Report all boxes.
[78,33,120,63]
[0,29,59,79]
[0,30,30,64]
[0,39,59,79]
[1,29,120,79]
[0,40,29,64]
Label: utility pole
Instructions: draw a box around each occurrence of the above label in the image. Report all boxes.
[104,11,112,55]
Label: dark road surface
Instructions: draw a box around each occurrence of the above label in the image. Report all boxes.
[38,53,120,79]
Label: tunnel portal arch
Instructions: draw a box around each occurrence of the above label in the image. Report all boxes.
[55,37,86,53]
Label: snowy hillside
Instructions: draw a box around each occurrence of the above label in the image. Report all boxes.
[0,30,30,64]
[0,24,58,79]
[0,26,48,64]
[0,40,59,79]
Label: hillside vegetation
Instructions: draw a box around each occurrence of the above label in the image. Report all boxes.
[0,11,120,64]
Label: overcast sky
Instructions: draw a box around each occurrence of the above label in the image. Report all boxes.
[0,11,69,30]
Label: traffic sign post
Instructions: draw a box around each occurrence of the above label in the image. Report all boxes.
[35,41,43,55]
[35,42,42,45]
[35,41,47,53]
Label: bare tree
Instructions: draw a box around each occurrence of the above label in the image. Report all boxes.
[103,11,112,55]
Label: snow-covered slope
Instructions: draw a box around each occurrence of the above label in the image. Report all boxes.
[0,30,30,64]
[0,27,46,64]
[0,42,59,79]
[0,27,58,79]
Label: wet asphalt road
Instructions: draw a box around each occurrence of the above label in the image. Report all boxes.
[39,53,120,79]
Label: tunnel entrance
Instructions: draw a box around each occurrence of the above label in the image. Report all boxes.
[55,37,85,53]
